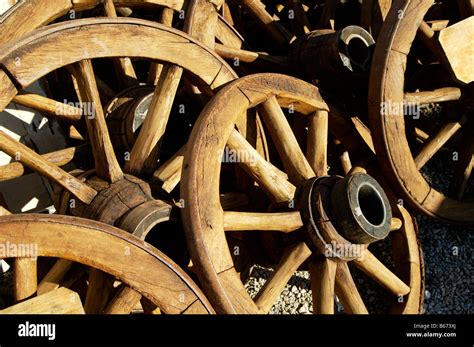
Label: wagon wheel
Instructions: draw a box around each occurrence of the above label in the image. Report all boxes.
[0,214,214,314]
[181,73,423,314]
[0,17,241,312]
[369,0,474,223]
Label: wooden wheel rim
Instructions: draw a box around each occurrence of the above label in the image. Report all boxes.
[182,73,423,314]
[0,214,214,314]
[368,0,474,223]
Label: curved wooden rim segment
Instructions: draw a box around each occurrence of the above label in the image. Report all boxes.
[0,18,236,105]
[368,0,474,223]
[0,214,214,314]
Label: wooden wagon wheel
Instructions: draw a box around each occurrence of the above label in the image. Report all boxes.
[0,17,241,312]
[369,0,474,223]
[0,214,214,314]
[181,73,423,314]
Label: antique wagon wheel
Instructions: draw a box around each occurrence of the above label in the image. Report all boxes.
[0,18,240,312]
[369,0,474,223]
[0,214,214,314]
[181,73,423,314]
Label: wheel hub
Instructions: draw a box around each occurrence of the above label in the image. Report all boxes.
[298,173,392,260]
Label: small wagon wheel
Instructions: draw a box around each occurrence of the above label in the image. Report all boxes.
[369,0,474,223]
[0,214,214,314]
[181,73,423,314]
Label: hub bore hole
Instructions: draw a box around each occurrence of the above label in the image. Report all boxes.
[347,37,369,66]
[357,183,385,227]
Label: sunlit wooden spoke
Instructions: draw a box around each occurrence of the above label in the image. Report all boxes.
[103,0,137,88]
[147,7,174,85]
[125,64,183,176]
[215,43,288,66]
[152,145,185,193]
[414,116,467,169]
[309,258,337,314]
[13,92,83,122]
[223,211,303,232]
[74,59,123,183]
[334,139,352,174]
[0,206,11,216]
[104,285,142,314]
[353,250,410,296]
[307,110,328,176]
[1,287,84,314]
[0,131,97,204]
[239,0,292,46]
[258,97,315,183]
[14,257,37,302]
[0,146,85,182]
[404,87,462,104]
[37,259,73,295]
[334,262,368,314]
[449,131,474,200]
[390,217,403,231]
[417,21,442,57]
[227,129,296,203]
[254,242,312,313]
[84,269,114,314]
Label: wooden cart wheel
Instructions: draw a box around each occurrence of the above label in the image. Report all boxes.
[181,73,423,314]
[0,214,214,314]
[369,0,474,223]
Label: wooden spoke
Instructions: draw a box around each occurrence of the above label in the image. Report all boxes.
[390,217,403,231]
[307,110,329,176]
[227,129,296,203]
[449,131,474,200]
[334,262,368,314]
[74,59,123,183]
[104,285,142,314]
[14,257,37,302]
[258,97,315,183]
[103,0,137,88]
[0,206,11,216]
[13,92,83,122]
[152,145,185,193]
[309,258,337,314]
[334,139,352,174]
[404,87,462,104]
[1,287,84,314]
[215,43,288,66]
[125,64,183,176]
[254,242,312,313]
[414,116,466,170]
[37,259,73,295]
[0,146,86,182]
[147,8,175,85]
[239,0,292,46]
[84,269,114,314]
[417,21,441,57]
[0,131,97,204]
[223,211,303,232]
[353,251,410,296]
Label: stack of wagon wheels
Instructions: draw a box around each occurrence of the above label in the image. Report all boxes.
[0,0,471,316]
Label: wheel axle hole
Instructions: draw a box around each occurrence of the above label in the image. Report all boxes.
[357,183,385,227]
[347,37,369,66]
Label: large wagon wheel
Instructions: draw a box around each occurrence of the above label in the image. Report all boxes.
[0,18,240,312]
[181,73,423,314]
[0,214,214,314]
[369,0,474,223]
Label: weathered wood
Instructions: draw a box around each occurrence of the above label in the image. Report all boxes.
[74,59,123,183]
[14,258,37,302]
[2,287,84,314]
[307,110,328,176]
[404,87,462,104]
[13,92,83,122]
[223,211,303,232]
[104,285,142,314]
[334,262,368,314]
[152,145,185,192]
[0,131,97,204]
[37,260,73,295]
[309,258,336,314]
